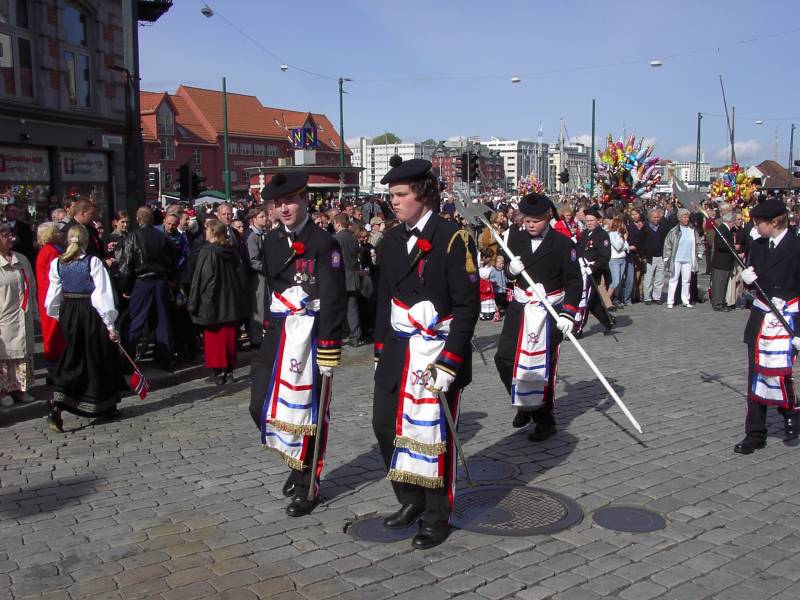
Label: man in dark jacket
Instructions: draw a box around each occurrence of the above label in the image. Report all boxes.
[641,208,668,304]
[119,206,177,370]
[332,213,363,346]
[577,208,614,335]
[5,204,34,265]
[711,213,736,311]
[66,199,105,260]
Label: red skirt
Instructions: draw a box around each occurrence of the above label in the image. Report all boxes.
[203,322,238,369]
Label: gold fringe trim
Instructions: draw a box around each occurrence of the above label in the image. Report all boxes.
[394,435,447,456]
[447,230,476,274]
[270,419,316,436]
[262,446,306,471]
[388,469,443,489]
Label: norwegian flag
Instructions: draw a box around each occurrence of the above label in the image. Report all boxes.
[130,368,149,400]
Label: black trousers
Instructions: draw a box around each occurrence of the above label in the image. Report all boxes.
[127,279,173,365]
[372,385,460,526]
[745,345,797,441]
[576,277,612,334]
[711,267,732,308]
[494,301,560,425]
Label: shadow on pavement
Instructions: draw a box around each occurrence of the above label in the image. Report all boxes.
[0,474,105,518]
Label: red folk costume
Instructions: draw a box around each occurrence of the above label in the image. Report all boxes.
[35,243,65,362]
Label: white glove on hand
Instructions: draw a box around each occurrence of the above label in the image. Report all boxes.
[508,256,525,276]
[318,364,334,378]
[579,258,593,277]
[792,338,800,352]
[556,316,574,336]
[740,267,758,285]
[425,365,455,393]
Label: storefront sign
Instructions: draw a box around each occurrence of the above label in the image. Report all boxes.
[61,151,108,182]
[0,146,50,182]
[102,134,123,148]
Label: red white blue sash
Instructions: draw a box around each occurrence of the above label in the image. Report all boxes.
[511,285,565,408]
[750,296,798,407]
[261,286,329,470]
[388,298,452,489]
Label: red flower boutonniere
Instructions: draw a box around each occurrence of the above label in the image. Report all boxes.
[416,238,432,253]
[291,241,305,256]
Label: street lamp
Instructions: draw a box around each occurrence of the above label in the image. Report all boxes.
[511,76,521,84]
[338,77,351,199]
[201,4,213,17]
[649,60,663,68]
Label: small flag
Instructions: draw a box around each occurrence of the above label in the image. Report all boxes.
[130,368,149,400]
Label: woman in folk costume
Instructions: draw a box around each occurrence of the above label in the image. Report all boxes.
[736,199,800,454]
[372,155,479,550]
[35,222,66,384]
[44,224,124,432]
[248,172,347,518]
[494,193,582,443]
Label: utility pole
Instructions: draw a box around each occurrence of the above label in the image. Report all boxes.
[559,118,565,195]
[731,106,736,164]
[589,99,596,198]
[695,112,702,192]
[788,123,795,193]
[222,77,231,201]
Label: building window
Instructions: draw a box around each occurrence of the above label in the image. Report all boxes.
[228,142,238,155]
[0,1,29,28]
[0,1,33,99]
[157,103,174,160]
[253,144,265,156]
[266,145,278,157]
[62,5,87,46]
[61,3,91,108]
[240,143,252,155]
[192,148,201,165]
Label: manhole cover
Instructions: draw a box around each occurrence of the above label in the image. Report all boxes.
[451,485,583,536]
[458,459,519,482]
[348,517,417,543]
[592,506,666,533]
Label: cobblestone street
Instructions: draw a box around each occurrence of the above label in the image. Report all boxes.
[2,297,800,600]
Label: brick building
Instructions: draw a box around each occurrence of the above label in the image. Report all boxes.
[431,141,505,193]
[140,85,351,202]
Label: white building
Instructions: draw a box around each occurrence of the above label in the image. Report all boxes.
[661,160,711,190]
[351,138,434,192]
[548,143,591,194]
[481,138,549,190]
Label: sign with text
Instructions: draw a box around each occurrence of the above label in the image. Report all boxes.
[0,146,50,182]
[61,151,108,182]
[291,127,319,149]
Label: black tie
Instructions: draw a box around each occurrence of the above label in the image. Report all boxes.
[769,239,775,252]
[405,227,421,240]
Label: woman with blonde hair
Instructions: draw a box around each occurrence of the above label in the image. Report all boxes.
[607,216,629,307]
[35,222,65,381]
[44,224,123,432]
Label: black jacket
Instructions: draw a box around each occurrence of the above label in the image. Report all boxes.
[374,214,479,391]
[744,232,800,344]
[333,228,360,292]
[578,227,611,273]
[641,222,668,261]
[187,243,249,326]
[711,224,736,271]
[119,224,176,291]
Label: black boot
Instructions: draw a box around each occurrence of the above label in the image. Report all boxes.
[46,407,63,433]
[785,415,799,443]
[411,521,451,550]
[528,422,557,442]
[512,410,532,428]
[383,503,424,529]
[733,437,766,454]
[286,493,319,517]
[282,473,297,498]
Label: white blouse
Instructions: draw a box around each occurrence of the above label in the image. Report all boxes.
[45,254,118,331]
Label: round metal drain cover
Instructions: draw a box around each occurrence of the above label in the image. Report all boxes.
[593,506,666,533]
[348,517,417,543]
[458,459,519,482]
[451,485,583,536]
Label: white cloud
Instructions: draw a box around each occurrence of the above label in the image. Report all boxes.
[345,137,364,148]
[671,144,697,160]
[642,137,658,148]
[715,139,765,164]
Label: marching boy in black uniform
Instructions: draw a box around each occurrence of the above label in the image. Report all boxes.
[576,208,615,336]
[735,198,800,454]
[249,172,347,516]
[372,155,479,550]
[494,193,583,442]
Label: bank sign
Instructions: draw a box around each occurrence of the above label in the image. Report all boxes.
[60,151,108,182]
[0,147,50,182]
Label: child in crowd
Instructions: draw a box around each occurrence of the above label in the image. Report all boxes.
[489,254,508,321]
[478,248,497,321]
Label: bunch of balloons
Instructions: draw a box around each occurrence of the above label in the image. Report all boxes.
[518,173,544,195]
[595,134,661,204]
[709,163,756,206]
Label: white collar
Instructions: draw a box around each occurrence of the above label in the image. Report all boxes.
[772,228,788,246]
[405,209,433,234]
[285,215,309,237]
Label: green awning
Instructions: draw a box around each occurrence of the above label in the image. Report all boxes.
[199,190,227,200]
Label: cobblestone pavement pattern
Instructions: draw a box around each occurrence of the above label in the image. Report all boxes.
[2,300,800,600]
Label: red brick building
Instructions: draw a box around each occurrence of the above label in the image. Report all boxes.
[431,143,505,193]
[140,85,351,202]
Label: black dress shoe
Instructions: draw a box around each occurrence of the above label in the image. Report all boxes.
[528,423,556,442]
[512,410,532,428]
[383,503,424,529]
[785,417,799,441]
[286,494,319,517]
[411,522,451,550]
[282,475,297,498]
[733,437,766,454]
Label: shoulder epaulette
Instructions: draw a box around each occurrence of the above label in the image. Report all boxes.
[447,229,476,274]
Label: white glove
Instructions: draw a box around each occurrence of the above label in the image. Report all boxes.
[425,365,455,393]
[740,267,758,285]
[508,256,525,276]
[318,364,334,378]
[792,338,800,352]
[556,316,574,336]
[579,258,593,276]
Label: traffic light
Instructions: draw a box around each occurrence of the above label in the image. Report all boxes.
[176,163,190,199]
[469,154,480,182]
[460,152,469,182]
[558,169,570,184]
[192,171,206,195]
[146,167,159,188]
[794,159,800,179]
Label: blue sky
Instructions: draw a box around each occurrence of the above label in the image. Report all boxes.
[139,0,799,166]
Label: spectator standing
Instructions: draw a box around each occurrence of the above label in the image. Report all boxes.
[711,213,736,311]
[35,223,65,382]
[624,208,645,304]
[607,216,629,307]
[188,219,249,384]
[663,208,703,309]
[368,216,385,248]
[333,213,363,346]
[5,204,34,265]
[642,208,668,304]
[0,223,36,407]
[246,206,269,350]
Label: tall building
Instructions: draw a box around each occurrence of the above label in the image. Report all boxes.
[659,160,711,190]
[430,139,505,193]
[548,143,590,194]
[481,138,549,190]
[351,139,434,192]
[0,1,171,220]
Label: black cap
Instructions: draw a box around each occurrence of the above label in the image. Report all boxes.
[750,198,787,220]
[585,208,603,219]
[518,192,553,217]
[380,155,432,185]
[260,172,308,201]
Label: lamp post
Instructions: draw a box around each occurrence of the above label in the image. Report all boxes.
[788,123,795,193]
[589,99,596,198]
[338,77,351,199]
[222,77,231,201]
[695,112,702,192]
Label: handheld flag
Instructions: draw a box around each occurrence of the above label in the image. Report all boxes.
[130,368,149,400]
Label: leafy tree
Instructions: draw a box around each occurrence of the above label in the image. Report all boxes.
[421,138,437,146]
[372,132,401,144]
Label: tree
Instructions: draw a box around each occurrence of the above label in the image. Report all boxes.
[372,132,401,144]
[421,138,437,147]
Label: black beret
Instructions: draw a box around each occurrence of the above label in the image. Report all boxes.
[750,198,787,220]
[518,193,553,217]
[380,155,432,185]
[261,172,308,201]
[584,208,603,219]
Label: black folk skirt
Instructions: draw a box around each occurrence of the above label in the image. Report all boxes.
[53,297,125,417]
